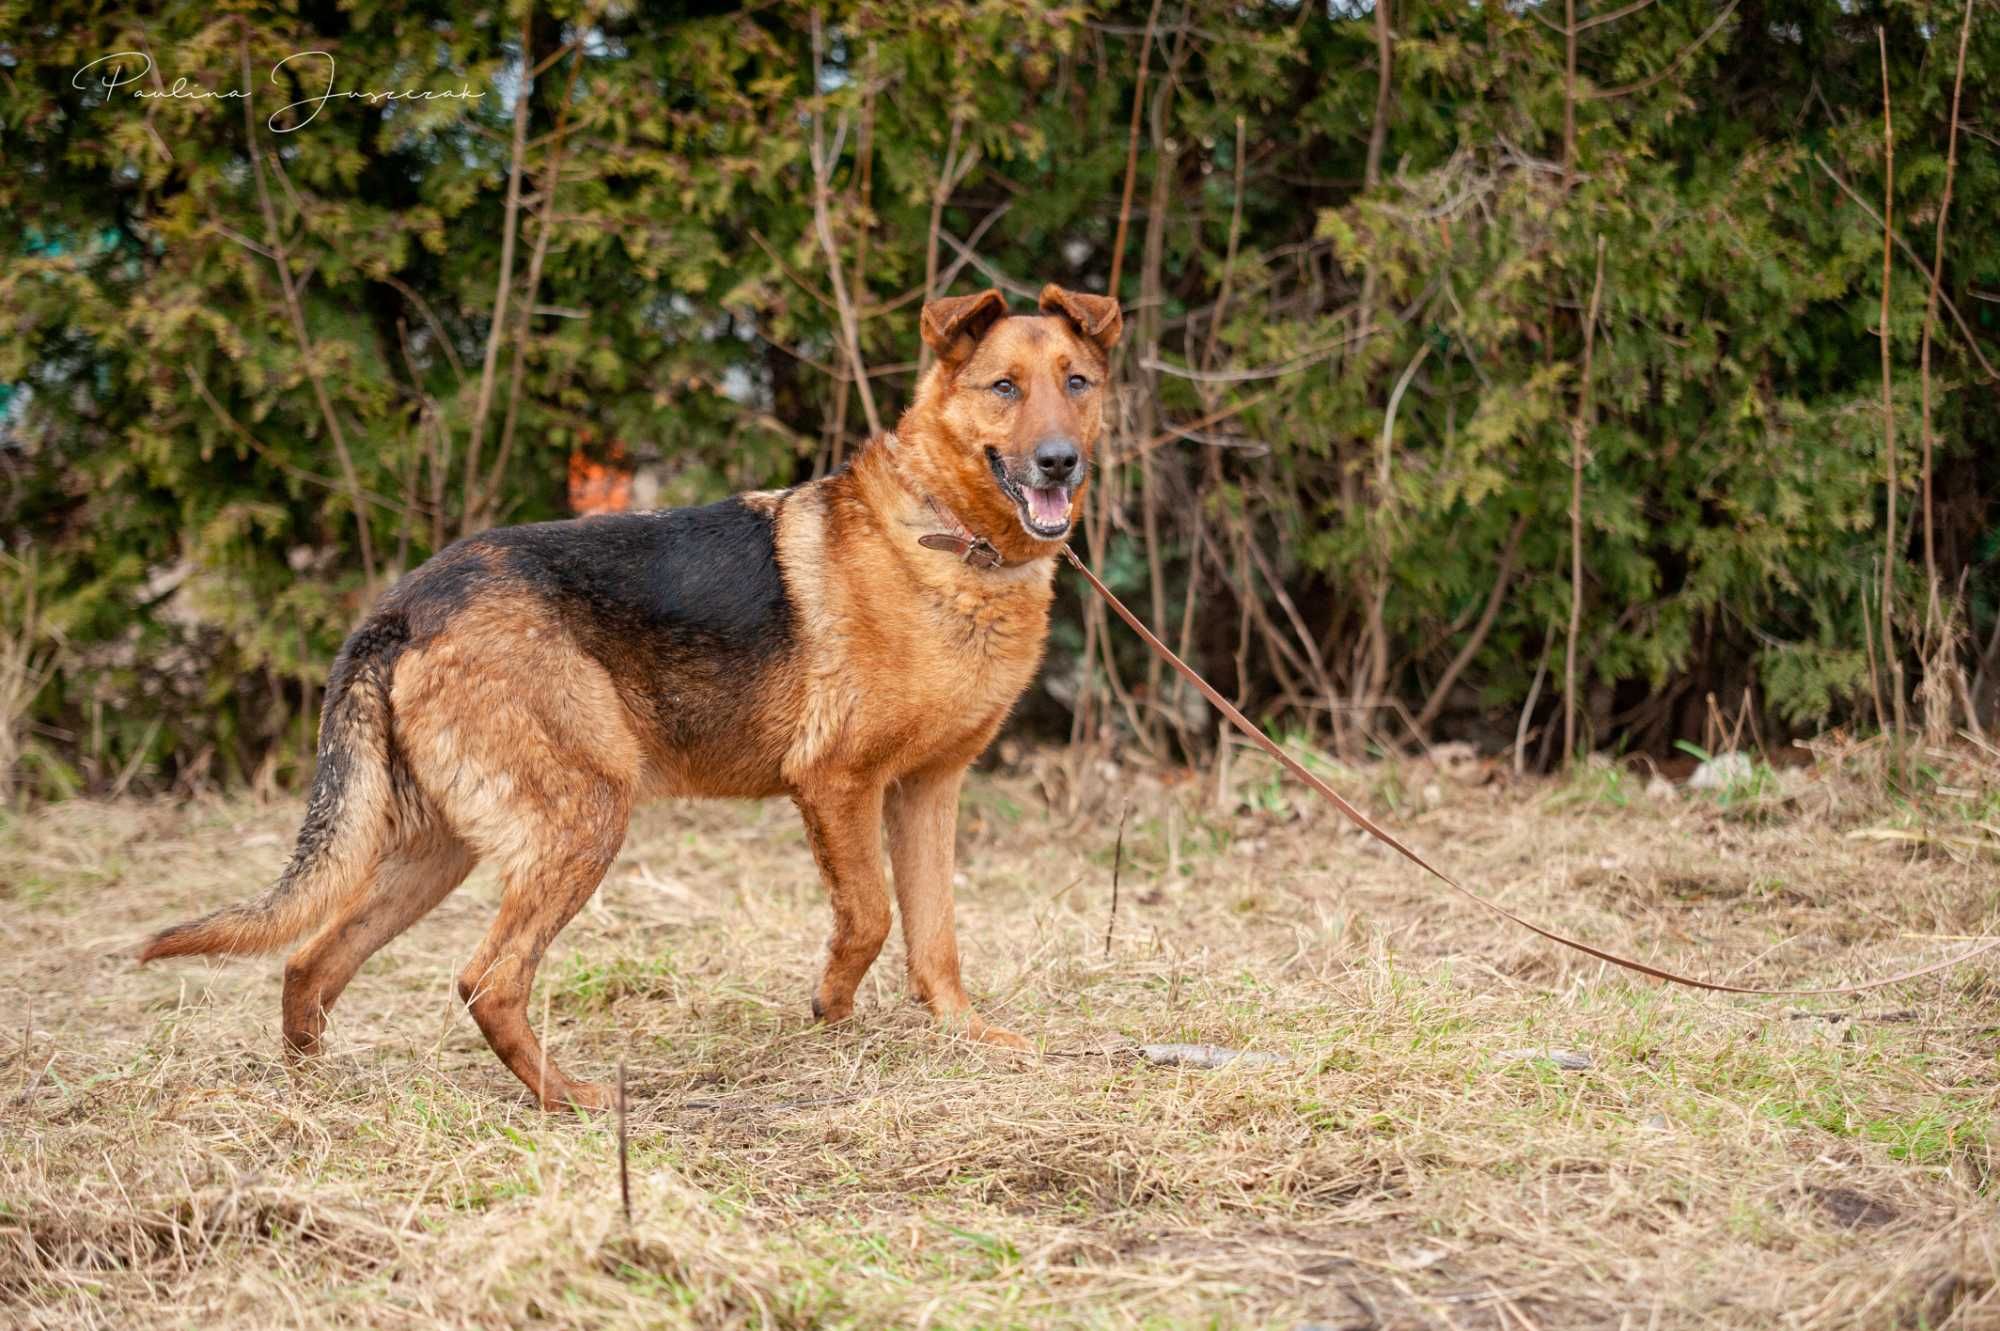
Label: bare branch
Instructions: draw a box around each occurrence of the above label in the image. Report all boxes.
[879,202,1009,323]
[1811,154,1998,381]
[526,38,579,81]
[209,223,276,262]
[1115,390,1277,464]
[1378,336,1434,488]
[1416,513,1531,732]
[1140,323,1376,384]
[186,366,421,523]
[933,228,1040,301]
[1576,0,1660,34]
[1584,0,1738,101]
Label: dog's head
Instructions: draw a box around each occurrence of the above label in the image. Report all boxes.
[904,284,1123,556]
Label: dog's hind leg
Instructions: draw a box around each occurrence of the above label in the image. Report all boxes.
[282,828,476,1058]
[389,599,642,1108]
[454,797,629,1111]
[793,779,892,1026]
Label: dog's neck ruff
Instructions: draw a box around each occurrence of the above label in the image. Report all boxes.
[883,432,1012,571]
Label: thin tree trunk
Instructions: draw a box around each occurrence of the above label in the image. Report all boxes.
[461,11,535,537]
[810,11,881,441]
[239,38,377,589]
[834,41,879,470]
[849,43,877,318]
[1350,0,1397,732]
[1374,328,1433,711]
[1172,114,1249,744]
[1916,0,1974,637]
[1366,0,1394,200]
[1203,115,1248,376]
[822,43,878,471]
[1563,236,1606,764]
[1562,0,1577,186]
[1105,0,1164,302]
[918,113,967,381]
[1876,28,1907,737]
[1516,629,1551,775]
[1133,27,1188,748]
[485,45,581,517]
[1072,0,1163,748]
[1861,567,1887,733]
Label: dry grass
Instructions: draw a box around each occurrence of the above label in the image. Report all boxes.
[3,742,1998,1329]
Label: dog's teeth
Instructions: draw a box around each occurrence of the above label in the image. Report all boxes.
[1028,487,1068,529]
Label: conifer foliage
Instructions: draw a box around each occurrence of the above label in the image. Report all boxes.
[2,0,1994,793]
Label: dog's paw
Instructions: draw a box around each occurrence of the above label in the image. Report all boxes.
[810,992,856,1025]
[281,1030,324,1062]
[544,1079,616,1113]
[963,1014,1035,1054]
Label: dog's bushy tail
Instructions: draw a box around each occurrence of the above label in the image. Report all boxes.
[139,628,402,962]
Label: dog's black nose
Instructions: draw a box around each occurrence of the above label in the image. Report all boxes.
[1033,439,1081,481]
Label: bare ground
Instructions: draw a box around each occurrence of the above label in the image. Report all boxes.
[2,740,1997,1329]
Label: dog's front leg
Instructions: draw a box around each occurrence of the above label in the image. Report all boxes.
[793,778,892,1025]
[885,765,1032,1052]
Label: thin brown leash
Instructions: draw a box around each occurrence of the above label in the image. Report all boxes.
[1060,545,2000,997]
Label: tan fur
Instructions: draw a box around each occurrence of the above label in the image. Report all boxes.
[138,284,1122,1110]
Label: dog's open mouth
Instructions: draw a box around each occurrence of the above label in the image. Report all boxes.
[986,449,1073,539]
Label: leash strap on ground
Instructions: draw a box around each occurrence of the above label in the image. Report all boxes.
[1061,544,2000,997]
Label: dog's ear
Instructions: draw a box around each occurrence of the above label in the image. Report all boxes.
[1038,284,1123,353]
[921,289,1009,365]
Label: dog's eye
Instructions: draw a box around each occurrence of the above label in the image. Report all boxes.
[1067,374,1092,395]
[992,379,1018,399]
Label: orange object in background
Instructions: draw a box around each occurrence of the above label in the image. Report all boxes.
[568,436,633,515]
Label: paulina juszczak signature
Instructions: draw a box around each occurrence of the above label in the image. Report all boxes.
[73,51,484,132]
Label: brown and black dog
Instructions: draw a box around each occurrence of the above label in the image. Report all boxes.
[140,284,1122,1109]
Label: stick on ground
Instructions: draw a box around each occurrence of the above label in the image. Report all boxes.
[1104,803,1128,959]
[617,1060,631,1227]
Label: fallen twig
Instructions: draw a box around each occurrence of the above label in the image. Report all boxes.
[616,1060,631,1227]
[1105,803,1128,959]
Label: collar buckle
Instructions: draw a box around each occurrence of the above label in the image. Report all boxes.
[917,531,1005,570]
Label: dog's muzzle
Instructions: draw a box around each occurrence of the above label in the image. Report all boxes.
[989,446,1081,539]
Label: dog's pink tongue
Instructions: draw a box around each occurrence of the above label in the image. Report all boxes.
[1028,487,1069,528]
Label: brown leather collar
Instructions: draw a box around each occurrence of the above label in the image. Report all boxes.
[916,498,1007,570]
[917,531,1005,569]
